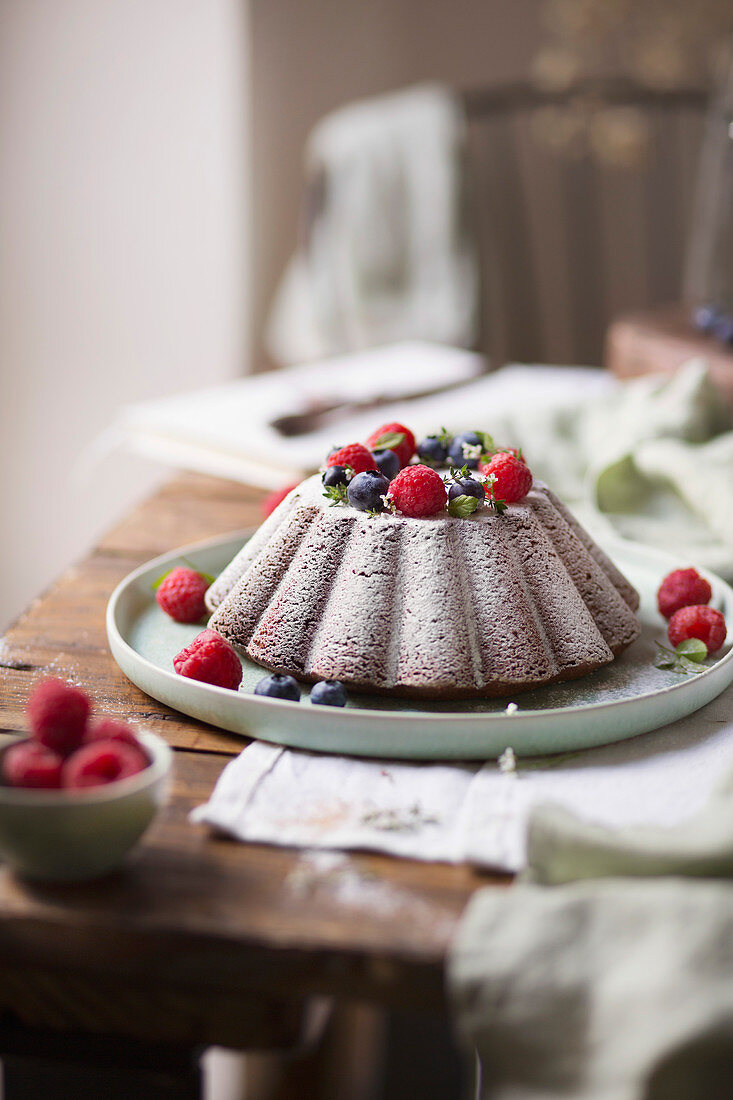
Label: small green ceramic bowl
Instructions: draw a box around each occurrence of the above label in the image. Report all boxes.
[0,731,172,881]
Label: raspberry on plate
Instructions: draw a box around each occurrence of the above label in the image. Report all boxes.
[27,679,90,755]
[156,566,211,624]
[481,452,533,504]
[2,740,64,789]
[261,482,299,519]
[62,739,150,789]
[173,629,243,690]
[84,717,141,747]
[326,443,377,475]
[388,465,447,518]
[668,605,727,655]
[365,423,415,468]
[657,568,712,619]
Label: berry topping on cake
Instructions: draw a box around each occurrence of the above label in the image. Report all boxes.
[155,566,212,624]
[365,423,415,468]
[448,475,485,503]
[322,465,352,504]
[447,473,485,517]
[62,740,150,789]
[310,680,348,707]
[481,452,533,504]
[173,629,243,690]
[388,465,448,518]
[448,431,493,470]
[371,449,401,481]
[326,443,377,474]
[2,741,64,789]
[261,483,299,519]
[84,717,141,747]
[322,465,350,488]
[27,679,90,756]
[667,605,727,655]
[417,433,450,467]
[657,568,712,620]
[254,673,301,701]
[347,470,391,513]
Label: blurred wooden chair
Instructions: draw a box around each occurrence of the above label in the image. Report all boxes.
[462,78,708,367]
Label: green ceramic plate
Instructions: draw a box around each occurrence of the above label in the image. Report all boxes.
[107,532,733,759]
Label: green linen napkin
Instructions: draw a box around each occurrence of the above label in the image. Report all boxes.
[490,360,733,579]
[450,878,733,1100]
[448,742,733,1099]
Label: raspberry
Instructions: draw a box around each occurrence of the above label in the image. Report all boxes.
[2,740,64,789]
[668,605,727,655]
[480,452,533,504]
[84,717,141,748]
[62,739,150,789]
[657,568,712,619]
[365,423,415,468]
[27,679,90,755]
[326,443,377,475]
[156,567,210,624]
[173,629,243,690]
[388,465,447,518]
[261,483,299,518]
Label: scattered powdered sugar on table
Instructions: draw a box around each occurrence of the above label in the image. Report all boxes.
[286,850,456,934]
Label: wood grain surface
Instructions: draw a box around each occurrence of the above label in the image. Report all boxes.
[0,473,505,1050]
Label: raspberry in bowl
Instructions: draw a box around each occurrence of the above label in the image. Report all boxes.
[0,680,172,881]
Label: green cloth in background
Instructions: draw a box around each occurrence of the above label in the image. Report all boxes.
[490,361,733,579]
[448,764,733,1099]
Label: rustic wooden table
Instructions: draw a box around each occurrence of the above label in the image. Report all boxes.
[0,472,503,1097]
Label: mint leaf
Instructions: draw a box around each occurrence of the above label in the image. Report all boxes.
[477,431,495,455]
[676,638,707,663]
[448,494,481,518]
[654,641,707,675]
[653,648,676,670]
[677,656,707,675]
[372,431,405,451]
[152,569,173,591]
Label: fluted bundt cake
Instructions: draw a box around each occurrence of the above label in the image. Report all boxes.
[206,448,641,699]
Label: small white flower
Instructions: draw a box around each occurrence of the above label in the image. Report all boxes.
[463,442,483,459]
[505,702,518,715]
[498,746,517,774]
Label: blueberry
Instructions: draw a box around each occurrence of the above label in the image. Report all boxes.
[322,465,350,488]
[712,314,733,346]
[692,304,722,335]
[310,680,348,707]
[347,470,390,512]
[448,476,485,503]
[417,436,449,467]
[372,449,400,480]
[254,673,301,701]
[448,431,483,470]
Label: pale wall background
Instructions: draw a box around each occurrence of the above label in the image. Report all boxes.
[0,0,249,628]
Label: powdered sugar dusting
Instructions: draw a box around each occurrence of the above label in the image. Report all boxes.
[286,849,455,936]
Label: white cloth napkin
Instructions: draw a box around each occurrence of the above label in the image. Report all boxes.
[191,686,733,872]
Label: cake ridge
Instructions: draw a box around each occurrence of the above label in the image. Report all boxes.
[448,522,484,690]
